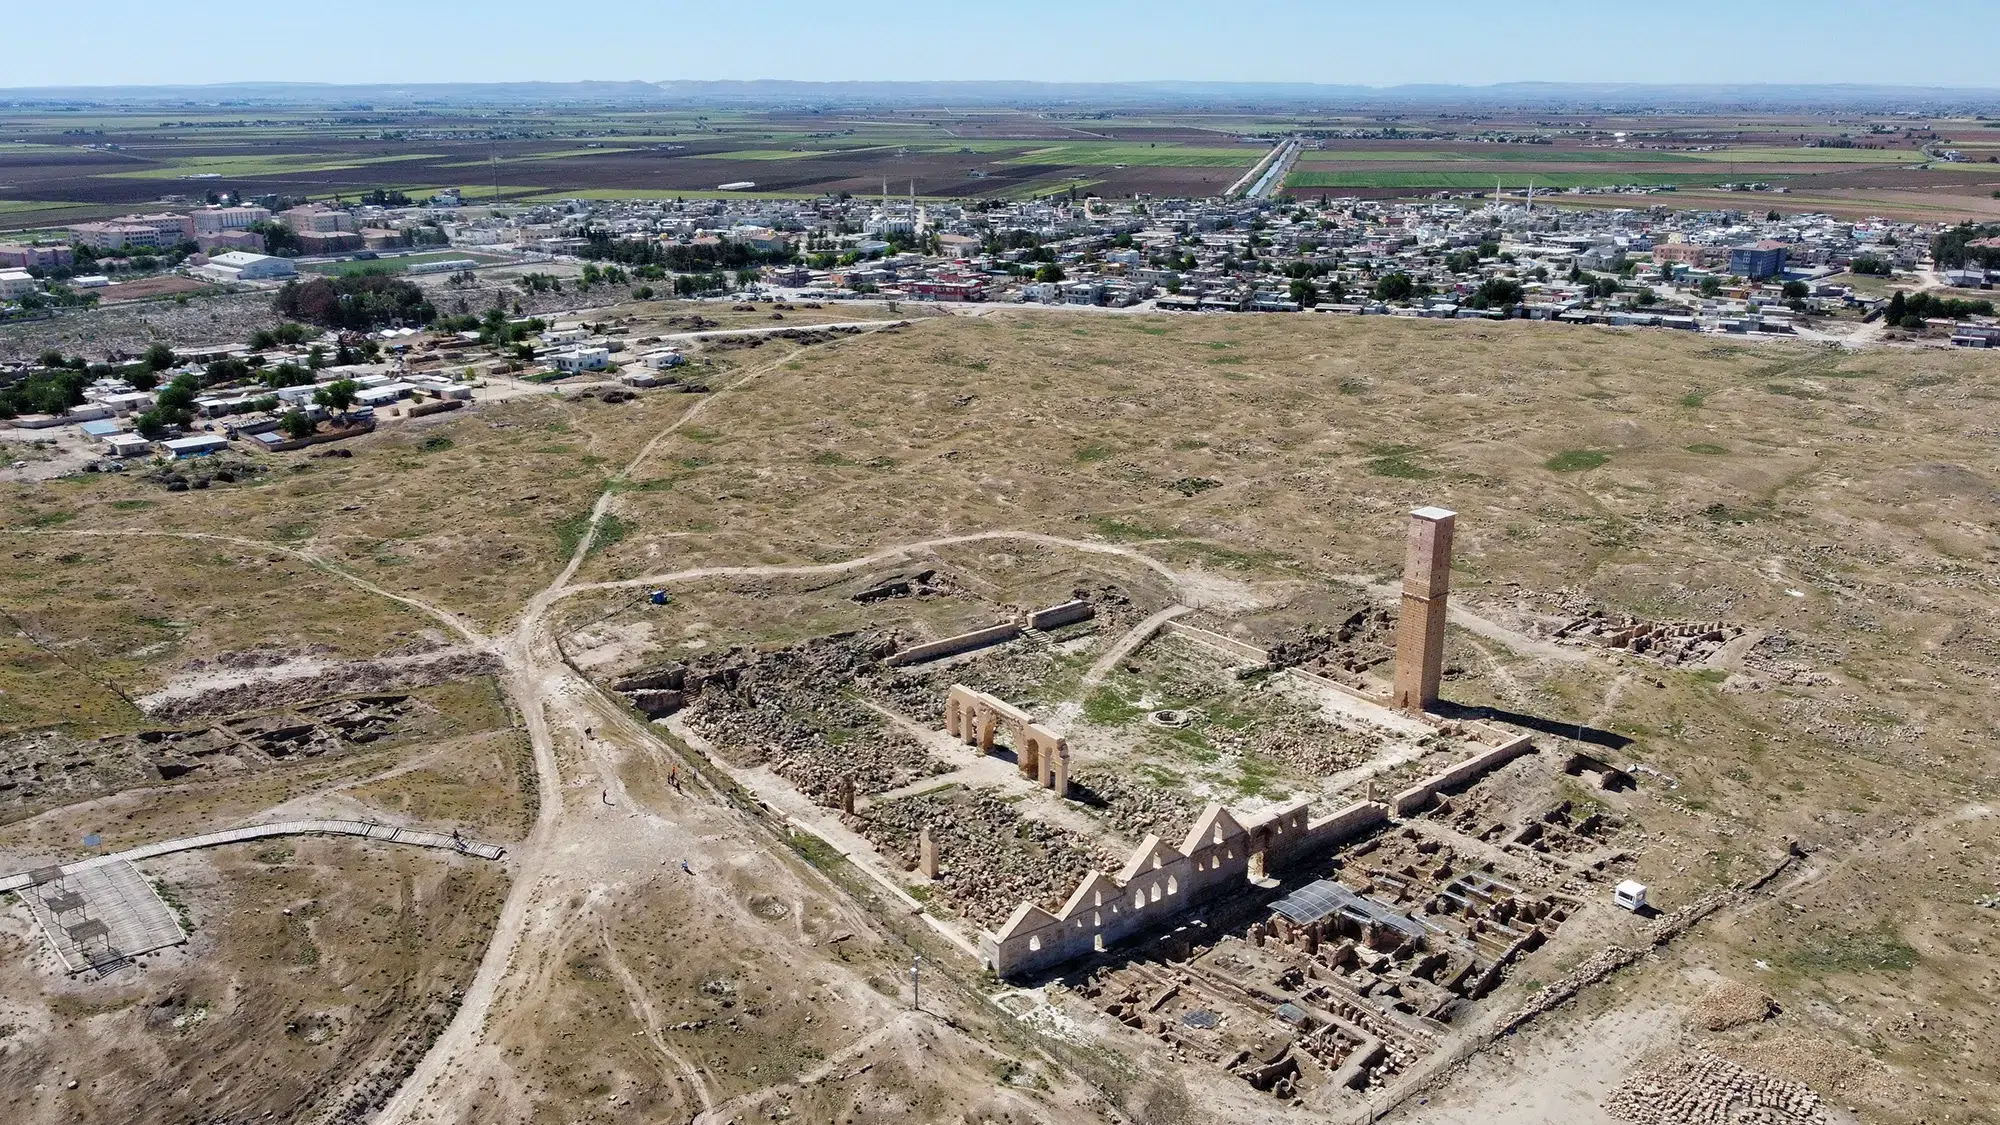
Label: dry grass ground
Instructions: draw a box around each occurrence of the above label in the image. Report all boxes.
[3,310,1999,1124]
[0,840,506,1125]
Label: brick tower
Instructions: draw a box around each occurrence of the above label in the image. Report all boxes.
[1391,506,1455,711]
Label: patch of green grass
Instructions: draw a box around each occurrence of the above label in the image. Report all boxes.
[1368,454,1435,479]
[609,476,675,493]
[1545,449,1610,472]
[809,449,854,467]
[1679,392,1706,408]
[1765,383,1819,400]
[1169,476,1221,496]
[1082,688,1143,726]
[419,434,454,452]
[1085,514,1171,541]
[107,498,156,511]
[552,512,593,559]
[23,509,76,528]
[591,514,629,555]
[1686,442,1728,455]
[1075,441,1118,463]
[1773,923,1918,975]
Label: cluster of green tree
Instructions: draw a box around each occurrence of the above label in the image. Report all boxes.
[248,321,317,350]
[671,272,730,296]
[274,274,435,331]
[1848,256,1893,276]
[1931,223,2000,270]
[516,272,563,294]
[0,367,89,418]
[248,221,304,257]
[1887,288,1994,325]
[1373,272,1432,302]
[0,343,187,418]
[436,308,544,349]
[360,189,412,207]
[576,231,794,272]
[8,284,100,313]
[1464,277,1524,310]
[578,263,629,291]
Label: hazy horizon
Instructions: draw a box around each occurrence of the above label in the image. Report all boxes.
[4,0,1994,90]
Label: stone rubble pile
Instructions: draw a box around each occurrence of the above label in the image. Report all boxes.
[861,790,1114,928]
[1069,768,1203,842]
[1605,1051,1827,1125]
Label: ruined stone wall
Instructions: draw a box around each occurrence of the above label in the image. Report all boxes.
[1392,734,1536,816]
[886,622,1021,666]
[1027,600,1096,631]
[983,799,1390,978]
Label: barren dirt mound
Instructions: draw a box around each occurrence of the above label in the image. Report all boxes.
[1690,979,1779,1031]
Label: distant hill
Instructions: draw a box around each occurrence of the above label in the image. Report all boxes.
[3,79,1997,112]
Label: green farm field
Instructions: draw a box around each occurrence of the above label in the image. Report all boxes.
[0,102,1990,224]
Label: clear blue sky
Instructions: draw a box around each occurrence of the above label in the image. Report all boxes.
[6,0,1996,89]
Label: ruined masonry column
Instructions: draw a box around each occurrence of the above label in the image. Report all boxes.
[1391,506,1456,712]
[918,825,939,878]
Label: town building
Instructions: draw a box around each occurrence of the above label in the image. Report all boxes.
[70,213,195,251]
[195,251,298,283]
[1728,240,1788,280]
[0,270,41,300]
[192,205,273,234]
[0,242,74,269]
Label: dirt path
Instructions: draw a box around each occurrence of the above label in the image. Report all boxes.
[597,919,717,1117]
[1080,604,1193,690]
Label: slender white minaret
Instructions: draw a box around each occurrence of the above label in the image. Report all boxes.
[1527,179,1534,212]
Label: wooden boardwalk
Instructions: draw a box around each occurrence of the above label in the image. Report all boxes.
[0,819,506,894]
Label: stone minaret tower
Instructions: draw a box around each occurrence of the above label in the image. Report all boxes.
[1391,506,1456,711]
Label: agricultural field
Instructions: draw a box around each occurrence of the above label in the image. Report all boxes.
[9,103,1995,227]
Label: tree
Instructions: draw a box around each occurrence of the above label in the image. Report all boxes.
[1034,263,1065,284]
[314,379,359,420]
[1782,280,1809,300]
[134,409,171,439]
[1373,272,1414,302]
[143,342,177,372]
[1467,278,1523,310]
[1288,278,1318,307]
[1699,277,1723,298]
[279,409,316,440]
[307,344,327,370]
[249,221,303,257]
[1886,289,1907,324]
